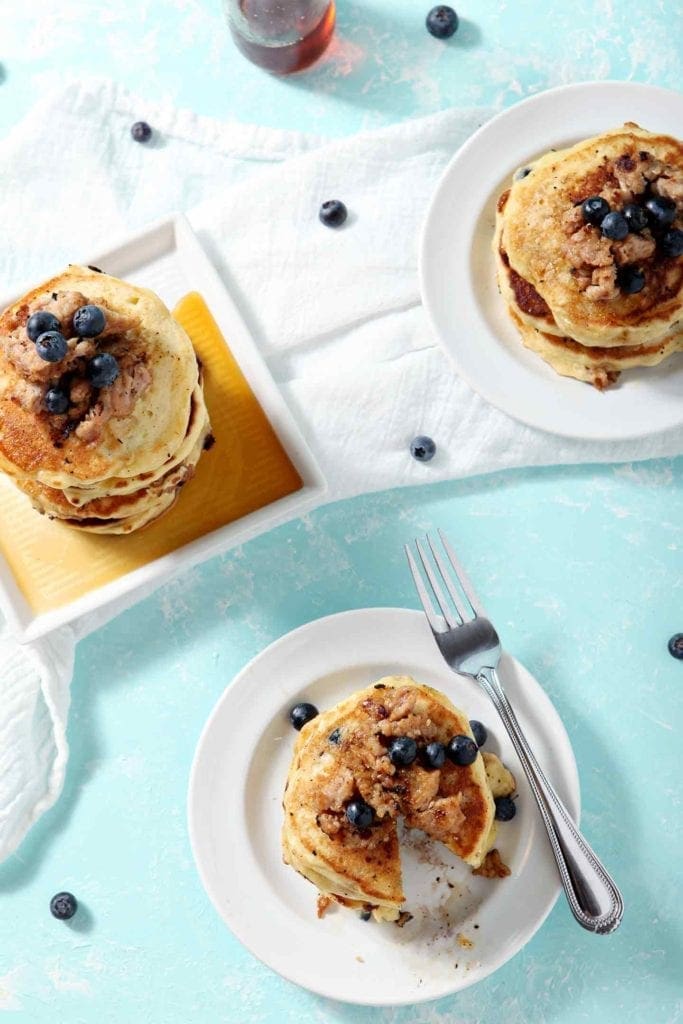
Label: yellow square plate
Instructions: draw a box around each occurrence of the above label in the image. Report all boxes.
[0,216,326,641]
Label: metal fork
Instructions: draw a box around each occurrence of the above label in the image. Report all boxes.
[406,529,623,935]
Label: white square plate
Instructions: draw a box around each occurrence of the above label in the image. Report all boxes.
[0,215,326,642]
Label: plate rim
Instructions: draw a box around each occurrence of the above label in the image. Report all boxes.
[187,605,581,1006]
[419,79,683,442]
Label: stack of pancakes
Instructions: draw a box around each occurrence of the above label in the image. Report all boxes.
[282,676,515,922]
[0,266,211,534]
[494,124,683,388]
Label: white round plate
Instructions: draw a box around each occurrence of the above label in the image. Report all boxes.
[419,81,683,441]
[188,608,580,1006]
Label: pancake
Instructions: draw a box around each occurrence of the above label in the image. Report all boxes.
[493,199,683,386]
[0,265,199,488]
[18,388,210,519]
[502,124,683,348]
[48,383,210,505]
[508,309,682,388]
[0,266,212,535]
[494,192,568,339]
[282,676,508,922]
[22,403,210,530]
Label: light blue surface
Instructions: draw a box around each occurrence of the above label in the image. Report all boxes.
[0,2,682,1021]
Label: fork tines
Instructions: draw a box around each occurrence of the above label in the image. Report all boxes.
[405,530,483,632]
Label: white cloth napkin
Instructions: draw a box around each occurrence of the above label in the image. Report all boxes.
[0,77,681,862]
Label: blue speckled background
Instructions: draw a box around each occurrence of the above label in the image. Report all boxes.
[0,2,682,1020]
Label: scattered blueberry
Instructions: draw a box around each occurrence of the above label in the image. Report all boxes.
[622,203,648,234]
[43,387,69,415]
[660,228,683,259]
[447,734,478,766]
[289,701,319,731]
[50,892,78,920]
[131,120,152,143]
[319,200,348,228]
[494,796,517,821]
[346,799,374,830]
[328,727,341,744]
[668,633,683,660]
[359,908,372,921]
[469,720,488,747]
[410,435,436,462]
[388,736,418,767]
[513,166,532,181]
[421,741,446,770]
[35,331,67,363]
[86,353,119,388]
[645,195,676,231]
[426,5,459,38]
[73,304,106,338]
[616,265,646,294]
[581,196,610,227]
[600,211,629,241]
[26,310,60,342]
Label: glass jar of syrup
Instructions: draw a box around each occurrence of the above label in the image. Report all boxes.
[225,0,336,74]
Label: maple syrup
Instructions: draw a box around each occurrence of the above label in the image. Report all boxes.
[228,0,335,74]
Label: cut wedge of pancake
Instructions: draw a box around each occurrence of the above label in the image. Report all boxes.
[282,676,498,921]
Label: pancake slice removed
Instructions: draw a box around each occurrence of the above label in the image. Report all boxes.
[282,676,504,922]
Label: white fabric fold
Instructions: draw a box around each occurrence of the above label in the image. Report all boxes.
[0,626,73,861]
[0,77,680,862]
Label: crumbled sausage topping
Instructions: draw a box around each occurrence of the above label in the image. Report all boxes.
[563,149,683,301]
[1,289,150,444]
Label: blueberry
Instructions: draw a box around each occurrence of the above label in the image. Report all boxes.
[410,435,436,462]
[447,734,478,766]
[289,701,318,731]
[469,720,488,747]
[494,796,517,821]
[513,166,532,181]
[86,353,119,388]
[421,741,446,770]
[581,196,610,227]
[50,892,78,920]
[359,908,372,921]
[328,727,341,744]
[616,266,646,294]
[26,310,60,342]
[660,228,683,259]
[131,120,152,143]
[426,5,459,38]
[319,200,348,228]
[44,387,69,415]
[600,211,629,241]
[73,304,106,338]
[388,736,418,767]
[645,196,676,230]
[668,633,683,660]
[622,203,649,234]
[346,799,374,830]
[35,331,67,363]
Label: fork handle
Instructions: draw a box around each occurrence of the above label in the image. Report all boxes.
[478,667,623,934]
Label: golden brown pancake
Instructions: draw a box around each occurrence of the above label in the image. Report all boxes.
[282,677,509,922]
[493,199,683,386]
[0,265,199,488]
[502,124,683,349]
[0,266,211,534]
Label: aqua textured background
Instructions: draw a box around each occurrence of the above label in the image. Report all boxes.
[0,2,682,1021]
